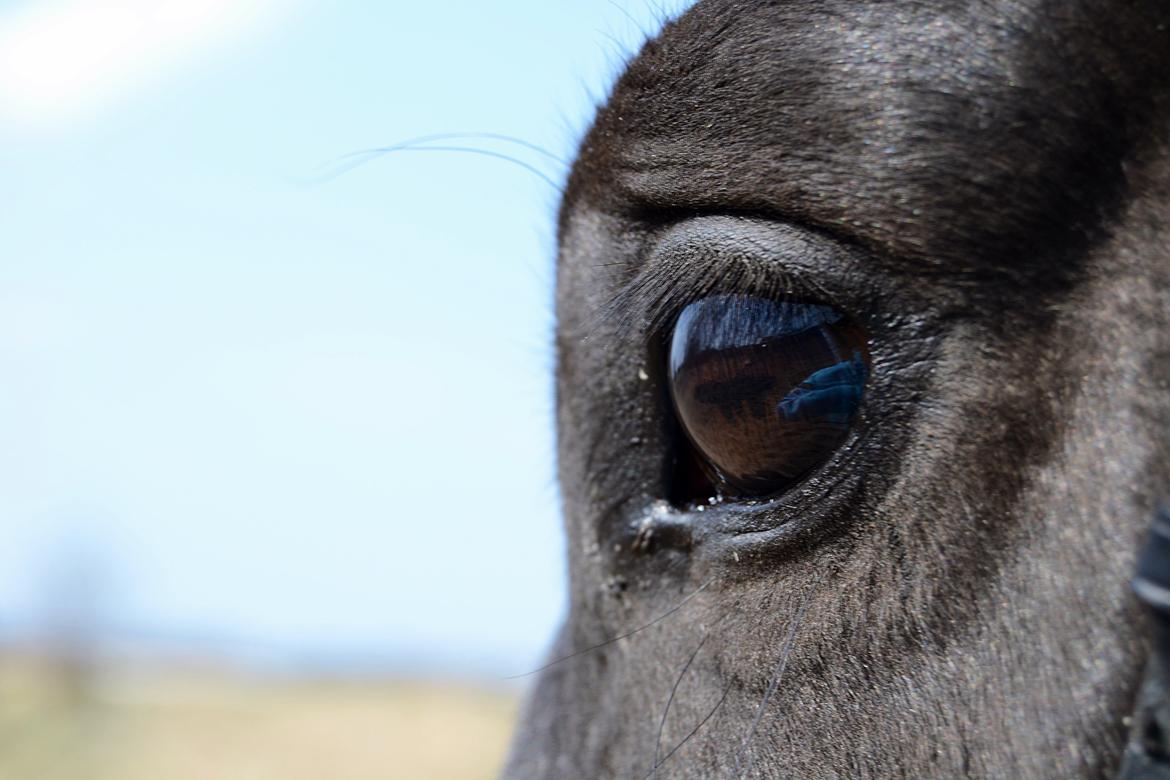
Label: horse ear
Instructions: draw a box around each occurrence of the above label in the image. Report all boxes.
[1119,507,1170,777]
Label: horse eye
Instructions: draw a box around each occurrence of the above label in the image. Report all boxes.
[667,294,870,500]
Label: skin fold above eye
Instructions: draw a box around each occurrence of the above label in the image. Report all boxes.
[668,294,871,498]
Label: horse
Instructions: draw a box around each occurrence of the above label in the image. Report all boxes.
[502,1,1170,777]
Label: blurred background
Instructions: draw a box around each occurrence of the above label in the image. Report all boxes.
[0,1,686,777]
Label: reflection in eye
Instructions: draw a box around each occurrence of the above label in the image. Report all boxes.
[668,294,870,499]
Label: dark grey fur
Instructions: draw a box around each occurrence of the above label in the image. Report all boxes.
[502,1,1170,777]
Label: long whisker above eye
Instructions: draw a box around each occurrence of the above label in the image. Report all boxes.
[504,576,718,680]
[305,131,567,189]
[308,145,564,191]
[350,131,569,165]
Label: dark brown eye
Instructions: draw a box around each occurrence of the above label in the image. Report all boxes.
[668,294,870,499]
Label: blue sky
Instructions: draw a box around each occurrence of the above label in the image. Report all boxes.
[0,0,689,675]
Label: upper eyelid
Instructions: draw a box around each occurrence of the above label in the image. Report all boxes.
[598,216,865,343]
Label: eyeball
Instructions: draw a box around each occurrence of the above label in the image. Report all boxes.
[668,294,870,498]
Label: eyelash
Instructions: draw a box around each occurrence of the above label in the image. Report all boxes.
[597,248,830,351]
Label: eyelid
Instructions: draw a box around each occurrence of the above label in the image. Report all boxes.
[597,215,874,346]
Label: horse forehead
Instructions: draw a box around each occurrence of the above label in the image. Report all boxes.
[563,0,1167,280]
[589,0,1144,153]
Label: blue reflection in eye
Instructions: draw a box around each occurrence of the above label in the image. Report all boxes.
[776,351,869,426]
[668,294,871,498]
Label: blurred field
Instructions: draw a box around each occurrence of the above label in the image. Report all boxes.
[0,654,519,780]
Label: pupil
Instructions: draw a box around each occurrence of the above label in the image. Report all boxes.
[668,294,870,498]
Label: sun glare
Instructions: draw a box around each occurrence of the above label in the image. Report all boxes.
[0,0,284,127]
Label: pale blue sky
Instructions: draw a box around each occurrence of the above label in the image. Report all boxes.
[0,0,688,675]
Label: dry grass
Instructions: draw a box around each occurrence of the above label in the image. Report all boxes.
[0,656,519,780]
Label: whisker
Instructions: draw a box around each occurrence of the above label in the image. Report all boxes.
[606,0,647,37]
[642,679,734,780]
[730,578,820,778]
[339,131,568,166]
[309,145,563,191]
[653,630,710,779]
[505,576,717,679]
